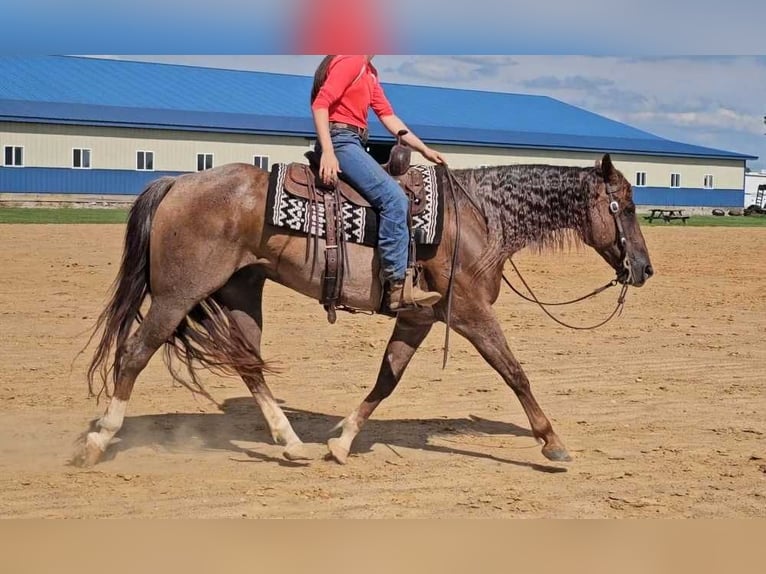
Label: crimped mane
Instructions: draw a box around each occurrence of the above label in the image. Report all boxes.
[449,164,600,277]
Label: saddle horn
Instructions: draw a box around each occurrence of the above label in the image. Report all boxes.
[386,130,411,177]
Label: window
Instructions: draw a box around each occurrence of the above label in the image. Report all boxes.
[197,153,213,171]
[136,150,154,171]
[253,155,269,170]
[3,146,23,167]
[703,174,714,189]
[73,148,91,169]
[635,171,646,186]
[670,173,681,188]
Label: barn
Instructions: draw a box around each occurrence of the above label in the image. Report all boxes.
[0,56,757,208]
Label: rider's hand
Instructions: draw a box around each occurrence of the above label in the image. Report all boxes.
[422,147,446,165]
[320,151,341,186]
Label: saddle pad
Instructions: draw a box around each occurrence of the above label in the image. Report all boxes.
[266,163,444,247]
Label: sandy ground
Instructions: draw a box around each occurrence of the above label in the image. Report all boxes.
[0,224,764,518]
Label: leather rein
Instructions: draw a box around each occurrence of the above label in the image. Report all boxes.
[441,167,632,365]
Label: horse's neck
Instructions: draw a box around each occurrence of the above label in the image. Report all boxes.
[469,166,588,254]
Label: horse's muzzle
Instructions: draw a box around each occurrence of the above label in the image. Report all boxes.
[617,260,653,286]
[629,263,654,287]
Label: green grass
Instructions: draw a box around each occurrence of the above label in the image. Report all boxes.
[0,207,128,224]
[641,214,766,227]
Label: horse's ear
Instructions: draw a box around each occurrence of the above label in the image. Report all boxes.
[595,153,615,181]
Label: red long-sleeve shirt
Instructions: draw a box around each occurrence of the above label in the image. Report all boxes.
[311,55,394,129]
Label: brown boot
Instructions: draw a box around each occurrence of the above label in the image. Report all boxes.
[388,280,441,311]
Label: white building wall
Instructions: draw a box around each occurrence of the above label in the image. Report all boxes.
[1,121,746,195]
[0,122,314,171]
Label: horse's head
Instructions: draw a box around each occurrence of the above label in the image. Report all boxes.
[583,154,654,287]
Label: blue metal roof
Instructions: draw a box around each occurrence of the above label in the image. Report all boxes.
[0,56,756,161]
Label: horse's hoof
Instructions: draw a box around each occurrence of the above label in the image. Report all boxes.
[327,438,349,465]
[542,443,572,462]
[72,433,105,467]
[283,443,310,462]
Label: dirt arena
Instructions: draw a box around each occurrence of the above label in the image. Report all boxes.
[0,224,764,518]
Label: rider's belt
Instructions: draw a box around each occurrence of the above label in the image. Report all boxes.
[329,122,369,143]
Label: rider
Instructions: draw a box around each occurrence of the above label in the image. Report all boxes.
[310,55,445,311]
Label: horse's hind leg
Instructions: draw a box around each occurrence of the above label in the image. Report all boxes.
[328,314,433,464]
[76,297,191,466]
[216,269,309,461]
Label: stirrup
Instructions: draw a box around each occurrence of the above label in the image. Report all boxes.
[387,268,419,313]
[402,267,416,306]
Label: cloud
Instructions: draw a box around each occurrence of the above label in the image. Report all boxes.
[392,56,517,84]
[450,55,519,67]
[396,60,470,82]
[622,107,763,136]
[523,75,614,91]
[597,88,650,110]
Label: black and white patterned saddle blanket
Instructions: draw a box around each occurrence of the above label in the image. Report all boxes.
[266,163,444,247]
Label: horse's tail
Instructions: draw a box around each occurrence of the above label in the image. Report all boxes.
[86,176,176,399]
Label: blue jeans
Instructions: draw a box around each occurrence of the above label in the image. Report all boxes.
[317,129,409,282]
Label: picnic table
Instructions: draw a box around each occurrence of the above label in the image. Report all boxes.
[644,208,689,223]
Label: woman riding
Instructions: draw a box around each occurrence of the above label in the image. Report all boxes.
[310,55,445,311]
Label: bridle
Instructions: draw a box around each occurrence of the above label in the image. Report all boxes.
[605,179,634,286]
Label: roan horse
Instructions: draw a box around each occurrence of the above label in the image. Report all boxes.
[77,153,653,467]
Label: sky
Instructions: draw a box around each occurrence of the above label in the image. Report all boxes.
[100,55,766,171]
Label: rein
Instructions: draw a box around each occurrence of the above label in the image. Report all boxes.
[504,259,629,330]
[441,166,490,367]
[502,268,618,306]
[441,167,462,368]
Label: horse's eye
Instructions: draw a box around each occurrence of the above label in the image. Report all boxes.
[625,205,636,215]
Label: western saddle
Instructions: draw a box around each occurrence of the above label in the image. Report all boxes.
[281,131,429,323]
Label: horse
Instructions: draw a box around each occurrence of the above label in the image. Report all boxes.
[76,153,653,467]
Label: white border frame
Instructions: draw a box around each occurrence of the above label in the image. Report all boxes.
[3,145,24,167]
[253,154,269,170]
[196,152,214,171]
[72,147,92,169]
[136,150,155,171]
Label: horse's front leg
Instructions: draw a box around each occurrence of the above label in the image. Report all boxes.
[453,305,571,462]
[327,314,433,464]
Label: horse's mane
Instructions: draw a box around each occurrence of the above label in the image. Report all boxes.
[449,163,598,276]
